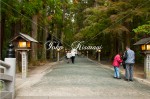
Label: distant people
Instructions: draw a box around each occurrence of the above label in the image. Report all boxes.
[71,50,76,64]
[66,51,71,63]
[112,52,123,79]
[72,48,78,56]
[124,46,135,81]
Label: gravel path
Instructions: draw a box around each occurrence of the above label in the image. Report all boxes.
[16,57,150,99]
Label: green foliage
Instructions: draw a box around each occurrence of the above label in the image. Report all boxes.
[22,0,43,16]
[133,21,150,34]
[73,0,150,61]
[1,0,150,62]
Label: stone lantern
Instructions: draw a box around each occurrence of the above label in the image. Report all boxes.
[97,49,101,62]
[134,37,150,79]
[57,48,60,62]
[11,33,38,79]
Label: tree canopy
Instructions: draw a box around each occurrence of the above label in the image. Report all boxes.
[1,0,150,62]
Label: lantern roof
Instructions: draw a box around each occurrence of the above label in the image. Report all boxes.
[11,33,38,43]
[134,37,150,45]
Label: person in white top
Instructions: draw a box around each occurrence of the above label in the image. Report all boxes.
[66,51,71,63]
[71,49,76,64]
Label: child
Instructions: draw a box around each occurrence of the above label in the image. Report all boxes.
[66,51,71,63]
[112,52,123,79]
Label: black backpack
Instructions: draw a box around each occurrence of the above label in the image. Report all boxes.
[122,51,128,69]
[123,51,128,61]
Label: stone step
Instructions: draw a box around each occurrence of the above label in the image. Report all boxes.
[0,74,13,82]
[0,91,12,99]
[15,96,49,99]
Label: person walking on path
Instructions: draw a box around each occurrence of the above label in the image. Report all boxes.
[71,50,76,64]
[66,51,71,63]
[125,46,135,81]
[112,52,123,79]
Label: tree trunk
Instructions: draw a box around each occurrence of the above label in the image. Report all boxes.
[94,0,98,7]
[0,2,1,60]
[126,32,130,47]
[0,22,2,60]
[0,14,5,60]
[42,26,48,60]
[11,23,15,36]
[50,22,54,59]
[109,34,116,61]
[31,15,38,63]
[41,0,49,60]
[61,6,65,44]
[11,21,21,38]
[15,21,21,35]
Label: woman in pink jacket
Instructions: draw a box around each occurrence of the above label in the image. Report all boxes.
[112,52,123,79]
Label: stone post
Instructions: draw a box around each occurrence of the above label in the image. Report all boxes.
[87,51,88,58]
[5,43,16,99]
[21,51,28,79]
[57,50,60,62]
[98,52,100,62]
[144,53,150,79]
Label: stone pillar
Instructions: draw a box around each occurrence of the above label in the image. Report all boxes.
[21,51,28,79]
[87,51,88,58]
[5,43,16,99]
[5,58,16,99]
[98,52,100,62]
[57,51,60,62]
[145,54,150,79]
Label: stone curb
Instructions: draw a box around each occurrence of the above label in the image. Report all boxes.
[134,77,150,86]
[15,61,61,90]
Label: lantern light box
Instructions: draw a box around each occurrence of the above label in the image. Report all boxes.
[18,41,30,48]
[134,37,150,51]
[134,37,150,79]
[11,33,38,50]
[141,44,150,51]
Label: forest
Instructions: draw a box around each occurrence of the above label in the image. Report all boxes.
[1,0,150,65]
